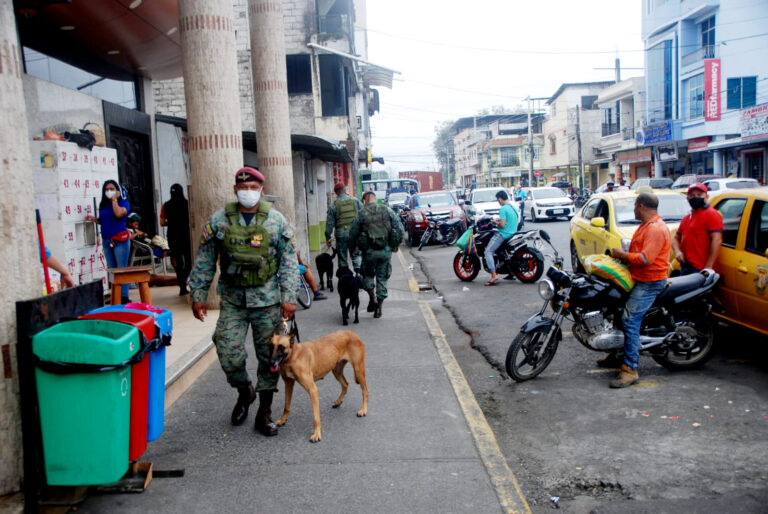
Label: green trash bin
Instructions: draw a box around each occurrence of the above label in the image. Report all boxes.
[32,319,141,486]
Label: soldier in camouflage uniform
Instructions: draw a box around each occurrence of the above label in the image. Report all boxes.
[189,167,299,436]
[325,182,363,272]
[349,190,404,318]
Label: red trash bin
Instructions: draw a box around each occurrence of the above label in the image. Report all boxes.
[80,311,156,462]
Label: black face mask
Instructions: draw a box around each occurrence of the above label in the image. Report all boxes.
[688,197,707,210]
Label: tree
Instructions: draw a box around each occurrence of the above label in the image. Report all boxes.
[432,120,455,185]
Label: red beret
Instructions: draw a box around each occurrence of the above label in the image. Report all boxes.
[235,167,265,184]
[333,182,346,193]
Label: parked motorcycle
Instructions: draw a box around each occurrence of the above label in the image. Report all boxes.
[418,211,463,251]
[505,265,720,381]
[452,217,558,283]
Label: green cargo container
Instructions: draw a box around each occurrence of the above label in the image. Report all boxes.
[32,319,140,486]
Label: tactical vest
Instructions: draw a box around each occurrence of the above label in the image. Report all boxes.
[361,203,392,250]
[220,201,278,287]
[335,197,358,229]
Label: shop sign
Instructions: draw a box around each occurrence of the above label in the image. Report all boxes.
[637,121,672,145]
[740,103,768,141]
[704,59,721,121]
[658,143,678,162]
[617,147,652,164]
[534,170,541,177]
[687,136,711,152]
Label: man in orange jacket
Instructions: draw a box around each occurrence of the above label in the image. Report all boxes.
[610,192,671,388]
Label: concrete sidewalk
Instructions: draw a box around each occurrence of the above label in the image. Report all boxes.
[78,250,528,513]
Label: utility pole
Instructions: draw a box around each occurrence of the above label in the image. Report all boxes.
[576,105,584,195]
[527,96,533,187]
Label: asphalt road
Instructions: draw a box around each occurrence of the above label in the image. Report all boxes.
[404,217,768,513]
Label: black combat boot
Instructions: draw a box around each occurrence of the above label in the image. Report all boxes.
[231,384,256,426]
[365,288,376,312]
[254,390,278,436]
[374,298,384,318]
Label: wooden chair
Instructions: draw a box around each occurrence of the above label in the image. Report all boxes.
[108,266,152,305]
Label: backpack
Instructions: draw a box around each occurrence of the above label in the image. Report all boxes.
[363,204,391,250]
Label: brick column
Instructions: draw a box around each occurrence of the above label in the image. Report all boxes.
[178,0,242,246]
[0,1,42,495]
[248,0,295,225]
[179,0,243,304]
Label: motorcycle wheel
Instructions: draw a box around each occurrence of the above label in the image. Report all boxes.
[512,248,544,283]
[652,312,715,370]
[418,230,430,251]
[452,252,480,282]
[444,228,459,246]
[505,326,561,382]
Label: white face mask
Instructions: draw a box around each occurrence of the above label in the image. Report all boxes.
[237,189,261,208]
[105,190,117,199]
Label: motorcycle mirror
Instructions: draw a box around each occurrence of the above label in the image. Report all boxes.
[539,230,551,243]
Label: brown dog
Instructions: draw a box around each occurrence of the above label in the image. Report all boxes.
[269,323,368,442]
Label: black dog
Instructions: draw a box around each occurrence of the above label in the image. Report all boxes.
[336,267,363,325]
[315,248,337,292]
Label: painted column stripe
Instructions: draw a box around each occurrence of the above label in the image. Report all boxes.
[179,15,233,33]
[189,134,241,152]
[260,156,292,167]
[254,79,287,92]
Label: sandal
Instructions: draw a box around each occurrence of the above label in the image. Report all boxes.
[484,280,498,287]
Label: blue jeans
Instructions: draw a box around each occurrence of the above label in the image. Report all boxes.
[103,239,131,298]
[485,233,505,273]
[622,279,667,370]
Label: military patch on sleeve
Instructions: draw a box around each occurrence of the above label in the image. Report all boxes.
[201,222,215,243]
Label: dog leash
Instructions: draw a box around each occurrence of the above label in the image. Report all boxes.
[281,316,300,343]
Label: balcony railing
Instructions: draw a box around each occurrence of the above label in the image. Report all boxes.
[681,45,717,68]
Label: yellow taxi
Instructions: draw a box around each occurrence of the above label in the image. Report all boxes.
[709,187,768,336]
[569,189,690,272]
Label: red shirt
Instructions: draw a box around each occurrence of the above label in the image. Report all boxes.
[677,206,723,270]
[627,214,672,282]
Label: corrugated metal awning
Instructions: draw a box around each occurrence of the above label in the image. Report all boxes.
[307,42,400,89]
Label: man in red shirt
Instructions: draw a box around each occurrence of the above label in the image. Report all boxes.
[671,182,723,275]
[610,192,672,388]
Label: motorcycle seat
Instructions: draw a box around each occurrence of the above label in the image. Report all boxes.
[654,272,706,304]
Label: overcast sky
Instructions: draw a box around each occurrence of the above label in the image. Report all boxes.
[364,0,645,176]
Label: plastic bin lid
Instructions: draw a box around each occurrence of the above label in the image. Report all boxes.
[32,319,140,365]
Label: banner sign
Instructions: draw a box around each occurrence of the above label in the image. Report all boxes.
[638,121,672,145]
[740,103,768,140]
[687,136,711,152]
[705,59,721,121]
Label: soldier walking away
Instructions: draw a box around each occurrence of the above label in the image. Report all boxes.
[325,182,363,273]
[188,167,299,435]
[349,190,404,318]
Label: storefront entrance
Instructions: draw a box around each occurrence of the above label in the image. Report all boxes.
[745,152,764,183]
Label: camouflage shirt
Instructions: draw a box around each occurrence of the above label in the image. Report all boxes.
[325,193,364,240]
[188,204,300,307]
[348,203,404,256]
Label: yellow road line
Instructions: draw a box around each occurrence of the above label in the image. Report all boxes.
[396,251,532,514]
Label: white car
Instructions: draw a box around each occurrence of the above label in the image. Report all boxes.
[527,187,575,221]
[700,177,760,200]
[462,187,523,226]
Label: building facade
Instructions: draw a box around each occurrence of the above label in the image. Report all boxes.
[541,82,614,189]
[641,0,768,182]
[595,76,651,187]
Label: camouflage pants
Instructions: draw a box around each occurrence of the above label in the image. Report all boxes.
[212,301,281,391]
[335,229,361,271]
[361,250,392,300]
